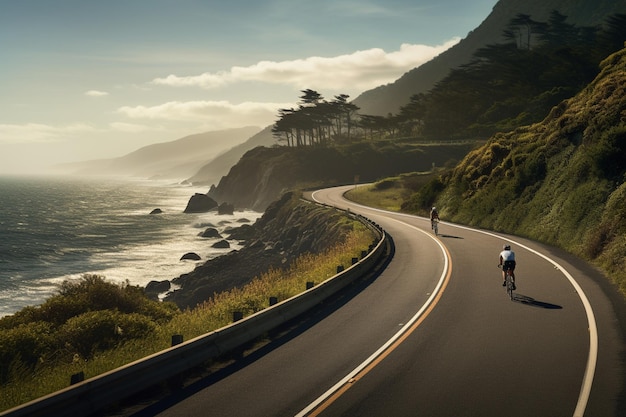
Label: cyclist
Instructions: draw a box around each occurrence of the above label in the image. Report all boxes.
[499,244,516,289]
[430,207,439,230]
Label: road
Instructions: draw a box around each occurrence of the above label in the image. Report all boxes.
[134,185,624,417]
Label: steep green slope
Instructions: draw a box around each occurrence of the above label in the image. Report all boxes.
[435,47,626,294]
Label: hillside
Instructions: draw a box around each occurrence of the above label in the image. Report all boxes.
[186,125,276,186]
[165,191,375,309]
[56,126,261,180]
[424,47,626,294]
[353,0,626,116]
[206,141,478,211]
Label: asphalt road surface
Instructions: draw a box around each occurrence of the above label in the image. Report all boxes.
[134,185,624,417]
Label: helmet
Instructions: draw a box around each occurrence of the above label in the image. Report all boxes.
[503,244,511,250]
[432,207,436,210]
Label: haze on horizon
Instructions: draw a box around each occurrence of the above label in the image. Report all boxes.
[0,0,497,175]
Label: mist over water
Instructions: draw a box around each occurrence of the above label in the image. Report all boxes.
[0,175,261,317]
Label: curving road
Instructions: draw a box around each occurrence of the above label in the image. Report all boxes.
[136,185,624,417]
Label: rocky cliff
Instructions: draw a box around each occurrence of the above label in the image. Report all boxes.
[164,191,370,310]
[207,141,478,211]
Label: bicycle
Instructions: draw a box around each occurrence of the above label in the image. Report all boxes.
[498,265,515,300]
[431,218,439,236]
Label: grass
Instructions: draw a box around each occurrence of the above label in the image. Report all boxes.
[348,168,626,298]
[0,222,376,412]
[346,172,438,212]
[347,183,404,211]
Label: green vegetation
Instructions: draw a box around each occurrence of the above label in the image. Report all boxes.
[347,172,441,212]
[210,138,477,211]
[438,48,626,297]
[346,47,626,297]
[3,9,625,412]
[272,13,626,146]
[0,222,375,412]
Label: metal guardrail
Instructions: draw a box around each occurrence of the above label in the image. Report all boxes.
[1,213,388,417]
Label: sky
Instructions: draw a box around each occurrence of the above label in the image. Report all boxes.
[0,0,498,174]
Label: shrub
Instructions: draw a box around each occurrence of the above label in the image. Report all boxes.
[0,322,54,383]
[401,177,446,213]
[374,178,398,190]
[589,126,626,180]
[59,310,157,358]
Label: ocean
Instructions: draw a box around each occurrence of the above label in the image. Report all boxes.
[0,175,262,317]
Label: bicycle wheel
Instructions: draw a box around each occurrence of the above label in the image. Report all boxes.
[506,274,514,300]
[434,221,438,236]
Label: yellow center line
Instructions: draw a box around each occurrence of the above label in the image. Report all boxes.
[306,237,452,416]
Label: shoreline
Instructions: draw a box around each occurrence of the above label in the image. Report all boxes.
[0,176,262,317]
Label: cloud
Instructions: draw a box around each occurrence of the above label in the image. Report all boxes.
[109,122,164,133]
[117,100,292,128]
[0,123,97,143]
[85,90,110,97]
[152,39,460,91]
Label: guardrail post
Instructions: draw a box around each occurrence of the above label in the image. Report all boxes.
[337,265,344,273]
[306,281,314,289]
[351,257,358,265]
[361,250,367,259]
[233,311,244,322]
[70,371,84,386]
[171,334,183,346]
[269,296,278,306]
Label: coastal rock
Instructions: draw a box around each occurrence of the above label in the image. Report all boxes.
[211,240,230,249]
[183,193,218,213]
[150,208,163,214]
[166,191,364,310]
[217,202,235,215]
[180,252,201,261]
[145,280,171,298]
[199,228,222,238]
[226,223,256,240]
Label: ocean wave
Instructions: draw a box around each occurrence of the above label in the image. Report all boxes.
[0,176,262,317]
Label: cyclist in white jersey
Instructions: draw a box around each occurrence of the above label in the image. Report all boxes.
[499,244,516,288]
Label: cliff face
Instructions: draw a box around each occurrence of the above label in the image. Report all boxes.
[165,192,367,310]
[207,142,478,211]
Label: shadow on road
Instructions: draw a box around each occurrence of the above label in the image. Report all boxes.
[438,234,464,239]
[514,294,563,309]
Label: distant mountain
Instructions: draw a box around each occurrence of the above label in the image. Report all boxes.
[186,125,277,186]
[193,0,626,207]
[57,126,262,180]
[353,0,626,116]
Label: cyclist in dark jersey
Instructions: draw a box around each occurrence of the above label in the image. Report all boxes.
[430,207,439,231]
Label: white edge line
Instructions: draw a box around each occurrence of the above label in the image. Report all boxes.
[448,223,598,417]
[309,189,597,417]
[296,192,448,417]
